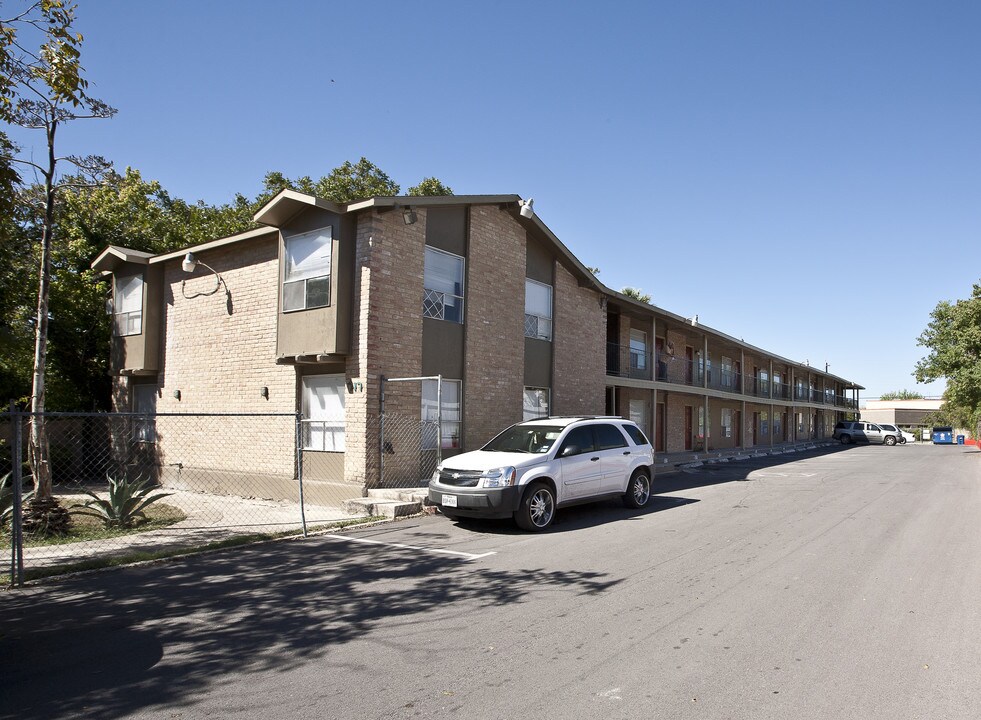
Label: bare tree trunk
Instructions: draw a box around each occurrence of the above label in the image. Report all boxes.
[28,118,57,503]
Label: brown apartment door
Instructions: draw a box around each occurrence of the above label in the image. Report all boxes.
[734,410,742,447]
[684,406,693,450]
[685,347,694,384]
[752,412,759,445]
[656,402,666,452]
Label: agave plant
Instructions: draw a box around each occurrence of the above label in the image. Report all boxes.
[72,474,172,529]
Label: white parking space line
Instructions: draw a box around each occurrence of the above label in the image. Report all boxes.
[320,532,497,561]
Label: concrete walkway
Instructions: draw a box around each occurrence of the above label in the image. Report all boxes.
[14,488,367,573]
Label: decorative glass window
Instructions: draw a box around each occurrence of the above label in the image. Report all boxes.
[774,413,782,439]
[422,379,462,449]
[629,329,648,371]
[760,410,769,436]
[523,387,550,421]
[697,405,706,439]
[423,247,465,323]
[301,374,345,451]
[283,227,332,312]
[721,407,732,438]
[629,398,648,435]
[114,273,143,336]
[132,384,157,442]
[524,279,552,340]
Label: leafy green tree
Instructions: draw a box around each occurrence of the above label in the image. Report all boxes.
[915,281,981,436]
[407,177,453,196]
[621,287,652,304]
[1,0,115,529]
[878,390,925,401]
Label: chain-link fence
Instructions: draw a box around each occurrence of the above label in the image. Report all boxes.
[2,411,366,584]
[378,376,442,488]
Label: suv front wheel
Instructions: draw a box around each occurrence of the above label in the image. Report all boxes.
[839,435,851,445]
[884,435,897,446]
[515,482,556,531]
[624,470,652,509]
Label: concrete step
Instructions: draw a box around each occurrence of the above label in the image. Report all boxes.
[341,497,422,519]
[366,487,429,503]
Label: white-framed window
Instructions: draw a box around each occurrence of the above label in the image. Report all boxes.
[133,383,157,442]
[523,387,550,421]
[422,379,462,449]
[301,374,345,451]
[423,247,465,323]
[114,273,143,336]
[721,407,732,438]
[759,369,769,396]
[629,398,648,435]
[283,227,332,312]
[524,279,552,340]
[629,329,648,371]
[721,357,733,389]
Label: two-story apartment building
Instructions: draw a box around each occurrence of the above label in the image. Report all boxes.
[92,190,861,498]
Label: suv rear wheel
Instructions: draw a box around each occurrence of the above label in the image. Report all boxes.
[624,470,651,509]
[515,482,555,531]
[884,435,897,446]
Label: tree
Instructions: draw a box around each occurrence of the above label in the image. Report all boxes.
[407,176,453,196]
[1,0,116,533]
[914,281,981,437]
[879,390,925,401]
[620,287,651,304]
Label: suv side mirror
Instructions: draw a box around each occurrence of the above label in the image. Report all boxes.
[559,444,580,458]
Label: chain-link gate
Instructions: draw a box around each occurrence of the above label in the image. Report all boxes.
[379,375,443,488]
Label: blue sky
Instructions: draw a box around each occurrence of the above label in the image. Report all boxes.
[11,0,981,401]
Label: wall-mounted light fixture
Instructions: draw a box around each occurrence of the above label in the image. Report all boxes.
[260,386,269,399]
[181,252,226,299]
[519,198,535,219]
[402,207,417,225]
[173,389,181,401]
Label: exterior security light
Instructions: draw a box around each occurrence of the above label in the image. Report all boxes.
[519,198,534,219]
[402,207,417,225]
[180,252,226,299]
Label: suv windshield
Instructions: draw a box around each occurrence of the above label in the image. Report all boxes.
[482,425,564,453]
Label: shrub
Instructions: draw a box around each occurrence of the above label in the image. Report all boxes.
[71,474,173,529]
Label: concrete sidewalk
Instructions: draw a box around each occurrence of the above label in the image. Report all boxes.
[15,488,366,573]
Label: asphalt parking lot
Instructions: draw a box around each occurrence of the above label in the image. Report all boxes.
[2,442,979,720]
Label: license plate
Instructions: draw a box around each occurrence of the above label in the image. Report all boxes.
[442,494,458,507]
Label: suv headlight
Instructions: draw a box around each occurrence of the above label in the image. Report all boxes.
[482,466,516,488]
[431,467,441,483]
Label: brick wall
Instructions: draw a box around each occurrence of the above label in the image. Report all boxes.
[553,263,605,416]
[463,206,525,447]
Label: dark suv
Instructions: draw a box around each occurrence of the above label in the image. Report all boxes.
[428,416,655,531]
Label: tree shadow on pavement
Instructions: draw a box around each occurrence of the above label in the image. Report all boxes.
[0,535,621,720]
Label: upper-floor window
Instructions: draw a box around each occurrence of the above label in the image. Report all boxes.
[114,273,143,336]
[721,357,733,389]
[629,329,648,370]
[283,227,332,312]
[524,279,552,340]
[423,247,465,323]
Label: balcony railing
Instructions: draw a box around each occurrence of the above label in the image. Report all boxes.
[606,343,859,408]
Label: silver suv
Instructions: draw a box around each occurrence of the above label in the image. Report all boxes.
[833,421,900,446]
[429,416,655,531]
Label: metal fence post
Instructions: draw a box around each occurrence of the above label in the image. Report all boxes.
[296,412,307,537]
[379,375,386,488]
[10,405,24,586]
